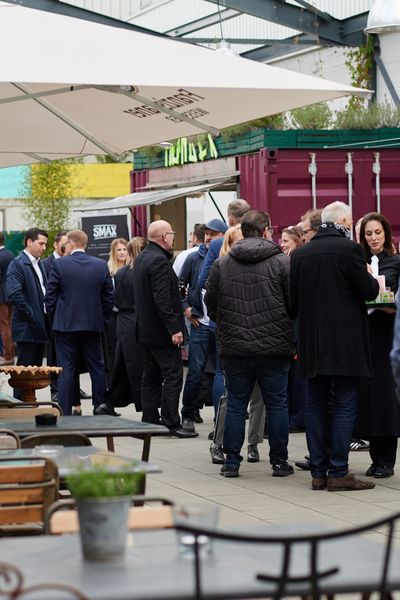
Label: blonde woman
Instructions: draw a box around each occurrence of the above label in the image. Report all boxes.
[105,238,129,386]
[107,238,128,276]
[219,224,243,257]
[95,237,147,416]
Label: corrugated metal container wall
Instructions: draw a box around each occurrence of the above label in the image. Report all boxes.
[130,169,149,236]
[237,149,400,239]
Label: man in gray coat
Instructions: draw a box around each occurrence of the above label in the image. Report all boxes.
[205,210,294,478]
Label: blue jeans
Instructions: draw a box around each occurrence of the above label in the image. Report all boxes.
[221,356,290,468]
[182,323,214,420]
[212,345,225,419]
[306,375,359,478]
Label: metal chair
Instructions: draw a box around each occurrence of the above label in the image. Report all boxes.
[0,456,59,535]
[45,496,174,535]
[174,511,400,600]
[0,428,21,450]
[20,432,91,448]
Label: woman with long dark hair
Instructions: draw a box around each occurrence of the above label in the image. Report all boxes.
[95,237,147,416]
[356,212,400,477]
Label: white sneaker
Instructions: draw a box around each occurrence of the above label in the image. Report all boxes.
[0,357,14,365]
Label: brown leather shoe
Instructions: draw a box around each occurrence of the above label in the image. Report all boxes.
[312,477,327,490]
[327,472,375,492]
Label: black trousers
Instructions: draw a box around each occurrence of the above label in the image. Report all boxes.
[369,436,398,469]
[141,344,182,431]
[14,342,46,399]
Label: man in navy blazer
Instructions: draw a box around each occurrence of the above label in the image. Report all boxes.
[6,228,49,387]
[45,229,114,415]
[0,233,16,365]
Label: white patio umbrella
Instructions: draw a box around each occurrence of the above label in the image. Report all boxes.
[0,1,369,168]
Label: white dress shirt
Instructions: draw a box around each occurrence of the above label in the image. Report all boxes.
[23,249,46,297]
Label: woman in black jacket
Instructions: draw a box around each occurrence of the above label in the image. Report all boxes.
[95,237,147,416]
[356,212,400,478]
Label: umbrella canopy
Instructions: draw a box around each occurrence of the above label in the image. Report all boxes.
[0,1,369,168]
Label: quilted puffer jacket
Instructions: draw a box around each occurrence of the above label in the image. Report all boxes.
[205,237,295,357]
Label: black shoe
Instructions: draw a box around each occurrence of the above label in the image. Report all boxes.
[289,425,305,433]
[80,389,92,400]
[295,455,311,471]
[51,392,58,403]
[193,410,203,424]
[272,461,294,477]
[210,444,224,464]
[365,463,376,477]
[208,429,215,441]
[170,427,198,438]
[247,444,260,463]
[93,403,121,417]
[181,418,196,433]
[220,465,239,478]
[374,465,394,478]
[72,408,82,416]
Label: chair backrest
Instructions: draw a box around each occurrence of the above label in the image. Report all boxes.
[174,511,400,600]
[0,456,59,530]
[45,496,174,535]
[0,428,21,449]
[0,401,62,422]
[21,432,92,448]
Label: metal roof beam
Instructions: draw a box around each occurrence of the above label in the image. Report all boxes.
[186,36,319,45]
[293,0,333,22]
[165,8,240,37]
[241,33,321,62]
[206,0,367,46]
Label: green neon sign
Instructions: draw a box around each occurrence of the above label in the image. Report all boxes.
[164,134,218,167]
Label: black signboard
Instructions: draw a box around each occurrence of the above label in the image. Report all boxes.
[81,214,129,260]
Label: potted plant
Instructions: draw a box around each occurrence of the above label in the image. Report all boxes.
[66,465,144,562]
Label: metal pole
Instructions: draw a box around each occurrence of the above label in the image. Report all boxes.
[345,153,353,239]
[308,153,317,209]
[208,191,226,222]
[373,152,381,213]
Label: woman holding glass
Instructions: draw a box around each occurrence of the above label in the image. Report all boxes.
[356,212,400,478]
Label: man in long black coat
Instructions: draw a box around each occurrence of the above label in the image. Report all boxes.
[133,220,197,438]
[290,201,379,492]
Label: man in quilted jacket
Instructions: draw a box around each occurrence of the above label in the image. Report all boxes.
[205,210,294,478]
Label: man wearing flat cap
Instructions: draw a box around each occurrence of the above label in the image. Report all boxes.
[179,218,227,434]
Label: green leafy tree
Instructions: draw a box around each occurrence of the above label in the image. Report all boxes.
[22,161,79,255]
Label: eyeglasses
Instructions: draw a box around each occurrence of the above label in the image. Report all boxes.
[165,231,176,237]
[302,229,313,235]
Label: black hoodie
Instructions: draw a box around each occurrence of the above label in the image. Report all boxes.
[205,237,294,357]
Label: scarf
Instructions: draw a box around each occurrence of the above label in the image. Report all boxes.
[320,222,351,239]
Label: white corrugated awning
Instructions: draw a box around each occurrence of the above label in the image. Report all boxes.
[77,179,231,212]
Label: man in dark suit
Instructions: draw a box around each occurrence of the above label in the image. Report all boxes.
[42,230,68,401]
[42,231,68,277]
[0,233,15,365]
[290,201,379,492]
[133,220,197,438]
[45,229,114,415]
[6,228,49,382]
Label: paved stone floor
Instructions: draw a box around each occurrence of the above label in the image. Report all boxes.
[10,372,400,543]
